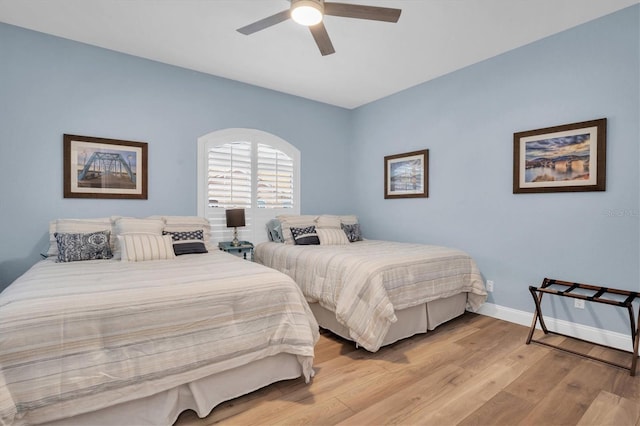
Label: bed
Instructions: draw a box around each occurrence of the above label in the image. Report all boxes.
[255,214,487,352]
[0,216,319,426]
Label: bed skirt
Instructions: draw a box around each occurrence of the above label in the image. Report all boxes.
[309,292,468,347]
[47,353,303,426]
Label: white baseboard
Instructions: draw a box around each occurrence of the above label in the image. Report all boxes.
[476,302,636,354]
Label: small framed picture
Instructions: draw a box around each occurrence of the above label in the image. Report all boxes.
[384,149,428,199]
[513,118,606,194]
[63,134,148,199]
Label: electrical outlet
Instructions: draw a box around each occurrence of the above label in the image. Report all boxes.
[574,299,585,309]
[486,280,494,292]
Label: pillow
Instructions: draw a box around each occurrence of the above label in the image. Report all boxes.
[115,218,165,235]
[163,230,208,256]
[157,216,213,251]
[341,223,363,242]
[114,217,165,259]
[55,231,113,263]
[48,217,115,257]
[315,215,342,229]
[339,215,359,226]
[317,228,350,245]
[119,234,176,262]
[277,215,318,244]
[266,219,284,243]
[290,226,320,245]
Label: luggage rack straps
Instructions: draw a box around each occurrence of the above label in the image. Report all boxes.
[527,277,640,376]
[536,278,635,308]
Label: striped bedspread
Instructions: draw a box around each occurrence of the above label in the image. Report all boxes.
[0,252,319,425]
[256,240,486,352]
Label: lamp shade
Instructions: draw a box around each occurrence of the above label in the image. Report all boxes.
[225,209,246,228]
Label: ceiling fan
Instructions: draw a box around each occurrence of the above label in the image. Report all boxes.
[236,0,402,56]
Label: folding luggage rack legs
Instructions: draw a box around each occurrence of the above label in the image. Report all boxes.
[526,278,640,376]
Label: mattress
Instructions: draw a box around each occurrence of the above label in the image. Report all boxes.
[0,251,319,425]
[255,240,486,351]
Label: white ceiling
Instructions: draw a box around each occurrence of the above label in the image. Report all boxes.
[0,0,638,109]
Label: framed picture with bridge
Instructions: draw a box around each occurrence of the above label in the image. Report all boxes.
[63,134,148,199]
[513,118,606,194]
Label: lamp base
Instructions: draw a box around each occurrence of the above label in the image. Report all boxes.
[232,227,240,246]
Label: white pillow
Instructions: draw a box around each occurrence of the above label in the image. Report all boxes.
[114,218,165,259]
[119,234,175,262]
[277,215,318,245]
[317,228,350,245]
[115,218,165,235]
[315,215,342,229]
[339,215,359,225]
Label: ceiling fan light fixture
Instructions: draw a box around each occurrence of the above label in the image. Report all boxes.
[291,0,324,26]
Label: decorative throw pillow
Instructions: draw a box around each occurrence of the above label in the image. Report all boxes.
[266,219,284,243]
[290,226,320,245]
[277,215,318,244]
[163,230,208,256]
[48,217,116,257]
[55,231,113,263]
[317,228,350,245]
[341,223,363,242]
[157,215,213,251]
[119,234,176,262]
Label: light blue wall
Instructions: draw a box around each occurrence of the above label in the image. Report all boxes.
[0,23,351,288]
[350,5,640,333]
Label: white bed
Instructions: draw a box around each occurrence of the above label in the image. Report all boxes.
[0,233,318,425]
[256,239,486,352]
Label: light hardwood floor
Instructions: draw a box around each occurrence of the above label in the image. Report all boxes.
[175,313,640,425]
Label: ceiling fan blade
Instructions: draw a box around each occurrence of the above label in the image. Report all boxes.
[324,3,401,22]
[237,10,291,35]
[309,22,335,56]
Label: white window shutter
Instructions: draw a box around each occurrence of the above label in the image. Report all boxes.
[197,129,300,246]
[257,143,294,209]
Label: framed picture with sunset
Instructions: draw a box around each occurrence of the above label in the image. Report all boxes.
[513,118,606,194]
[384,149,429,199]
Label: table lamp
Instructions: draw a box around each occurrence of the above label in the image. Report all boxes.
[225,208,245,247]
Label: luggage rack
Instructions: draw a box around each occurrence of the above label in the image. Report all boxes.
[526,278,639,376]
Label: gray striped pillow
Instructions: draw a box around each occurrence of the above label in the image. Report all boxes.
[119,234,176,262]
[316,228,350,245]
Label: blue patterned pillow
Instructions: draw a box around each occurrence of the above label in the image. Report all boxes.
[341,223,363,242]
[290,226,320,245]
[162,230,208,255]
[55,231,113,262]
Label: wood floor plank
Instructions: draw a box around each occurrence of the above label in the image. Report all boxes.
[577,390,640,426]
[519,358,621,425]
[457,390,535,426]
[504,350,577,404]
[334,362,470,425]
[401,344,548,425]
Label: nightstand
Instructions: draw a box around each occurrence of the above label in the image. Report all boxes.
[218,241,254,261]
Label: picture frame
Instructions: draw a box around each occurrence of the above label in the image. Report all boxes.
[63,134,148,199]
[384,149,429,199]
[513,118,606,194]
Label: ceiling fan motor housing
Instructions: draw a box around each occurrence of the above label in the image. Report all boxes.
[291,0,324,10]
[291,0,325,26]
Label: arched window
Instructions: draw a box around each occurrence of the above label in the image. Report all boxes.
[197,128,300,244]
